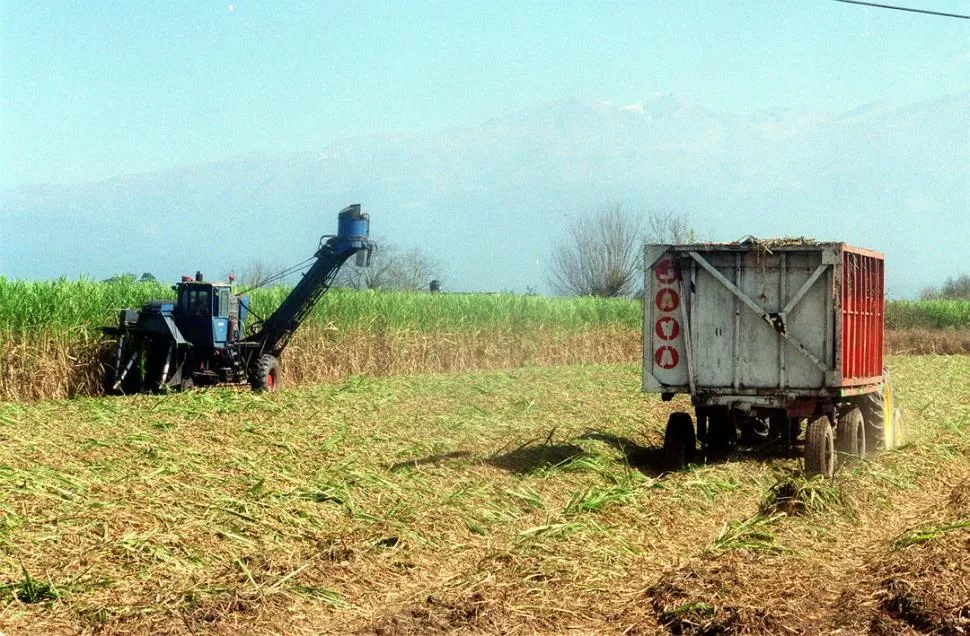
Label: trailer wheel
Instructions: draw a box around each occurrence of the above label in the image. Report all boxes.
[250,354,281,393]
[663,412,696,471]
[705,409,735,452]
[860,370,899,452]
[836,407,865,464]
[804,416,835,478]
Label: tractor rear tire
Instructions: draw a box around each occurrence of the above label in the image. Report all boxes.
[805,416,835,478]
[250,354,281,393]
[663,412,696,471]
[836,407,865,465]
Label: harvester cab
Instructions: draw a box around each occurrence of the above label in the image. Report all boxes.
[103,203,372,395]
[172,275,247,348]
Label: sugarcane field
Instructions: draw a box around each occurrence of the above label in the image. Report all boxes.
[1,274,968,633]
[2,3,969,635]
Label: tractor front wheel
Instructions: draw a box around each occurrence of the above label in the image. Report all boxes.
[250,354,281,393]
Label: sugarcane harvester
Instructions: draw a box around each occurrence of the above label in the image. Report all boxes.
[102,204,373,394]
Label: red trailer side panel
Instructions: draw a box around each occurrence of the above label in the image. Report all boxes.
[840,247,884,385]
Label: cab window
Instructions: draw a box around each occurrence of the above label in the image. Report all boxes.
[181,287,211,317]
[217,288,230,317]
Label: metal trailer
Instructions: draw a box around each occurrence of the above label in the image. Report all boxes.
[642,240,899,476]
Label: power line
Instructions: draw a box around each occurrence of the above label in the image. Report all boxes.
[833,0,970,19]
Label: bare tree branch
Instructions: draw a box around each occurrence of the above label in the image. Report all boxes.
[226,259,287,288]
[548,205,643,297]
[548,205,695,297]
[336,239,442,292]
[646,210,695,243]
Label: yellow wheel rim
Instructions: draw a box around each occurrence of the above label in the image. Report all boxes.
[883,371,895,449]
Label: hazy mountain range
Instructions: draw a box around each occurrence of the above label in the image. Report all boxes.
[2,92,967,298]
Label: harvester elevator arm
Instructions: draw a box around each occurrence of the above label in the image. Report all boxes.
[247,204,373,357]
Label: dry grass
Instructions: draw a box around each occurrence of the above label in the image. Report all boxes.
[282,324,640,385]
[4,324,969,403]
[863,485,970,634]
[885,327,970,355]
[0,355,967,634]
[0,325,642,402]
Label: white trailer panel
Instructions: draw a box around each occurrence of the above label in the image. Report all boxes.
[643,241,884,404]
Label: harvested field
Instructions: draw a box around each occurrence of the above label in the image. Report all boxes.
[0,354,967,634]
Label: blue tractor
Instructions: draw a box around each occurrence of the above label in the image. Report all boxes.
[102,204,373,394]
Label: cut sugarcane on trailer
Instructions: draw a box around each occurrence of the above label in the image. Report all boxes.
[642,239,899,476]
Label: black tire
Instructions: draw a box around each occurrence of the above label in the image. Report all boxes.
[249,354,281,393]
[709,411,735,451]
[836,407,866,464]
[805,416,835,478]
[860,389,887,453]
[663,412,696,471]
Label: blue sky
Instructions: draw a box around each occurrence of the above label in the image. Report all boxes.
[1,1,967,188]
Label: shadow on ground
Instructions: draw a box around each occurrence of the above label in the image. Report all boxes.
[385,429,802,478]
[484,443,588,474]
[387,450,474,473]
[485,430,671,476]
[576,431,668,476]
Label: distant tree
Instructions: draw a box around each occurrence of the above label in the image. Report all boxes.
[547,205,694,297]
[139,272,157,283]
[103,273,137,284]
[548,205,642,297]
[920,274,970,300]
[225,244,442,293]
[335,239,442,292]
[227,260,287,289]
[647,210,696,243]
